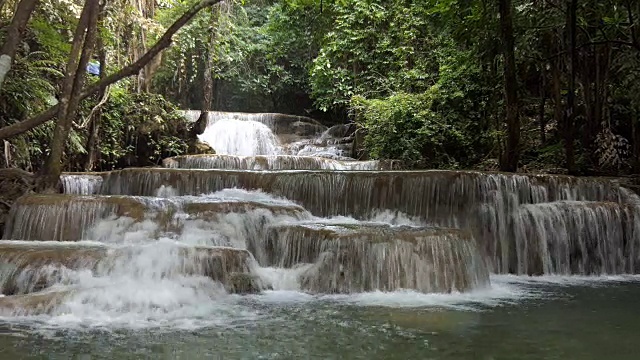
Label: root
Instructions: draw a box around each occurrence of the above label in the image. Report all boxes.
[0,168,35,235]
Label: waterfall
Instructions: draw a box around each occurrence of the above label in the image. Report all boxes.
[163,154,389,170]
[94,168,638,273]
[1,110,639,323]
[263,223,489,293]
[198,119,282,156]
[3,191,312,245]
[512,201,640,275]
[61,174,103,195]
[192,111,357,158]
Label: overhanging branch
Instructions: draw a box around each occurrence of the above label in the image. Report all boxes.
[0,0,222,141]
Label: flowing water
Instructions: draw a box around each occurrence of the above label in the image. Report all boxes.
[1,111,640,359]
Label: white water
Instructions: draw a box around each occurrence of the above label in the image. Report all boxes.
[61,174,103,195]
[0,187,492,328]
[4,188,637,330]
[192,111,355,159]
[3,111,640,331]
[198,119,282,156]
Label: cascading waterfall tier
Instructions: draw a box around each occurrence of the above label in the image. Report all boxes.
[200,111,327,136]
[93,168,638,273]
[263,222,489,294]
[191,111,360,158]
[3,193,311,245]
[162,154,392,171]
[3,195,146,241]
[0,241,255,296]
[61,174,103,195]
[512,201,640,275]
[198,119,282,156]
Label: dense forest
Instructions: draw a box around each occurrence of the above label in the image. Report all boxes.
[1,0,640,178]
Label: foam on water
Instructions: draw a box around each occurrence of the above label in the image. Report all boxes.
[250,273,640,312]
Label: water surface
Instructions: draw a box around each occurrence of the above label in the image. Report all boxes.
[1,277,638,359]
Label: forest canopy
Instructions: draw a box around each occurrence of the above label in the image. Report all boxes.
[1,0,640,176]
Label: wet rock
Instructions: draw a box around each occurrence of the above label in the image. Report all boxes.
[0,289,71,316]
[225,272,268,294]
[192,140,216,155]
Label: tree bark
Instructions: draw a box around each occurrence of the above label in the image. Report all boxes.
[190,5,219,146]
[538,73,546,145]
[0,0,39,92]
[498,0,520,172]
[38,0,100,192]
[202,6,218,112]
[84,3,108,171]
[564,0,577,174]
[634,114,640,173]
[0,0,223,141]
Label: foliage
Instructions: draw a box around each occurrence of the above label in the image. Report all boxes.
[154,0,331,114]
[97,90,190,170]
[353,45,492,169]
[310,1,438,112]
[3,0,640,176]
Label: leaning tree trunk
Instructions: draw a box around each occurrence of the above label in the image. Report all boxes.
[191,5,219,150]
[84,4,108,172]
[0,0,39,92]
[0,0,224,141]
[498,0,520,172]
[38,0,100,192]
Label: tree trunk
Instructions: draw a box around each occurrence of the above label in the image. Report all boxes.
[0,0,223,141]
[498,0,520,172]
[539,83,546,145]
[551,60,563,136]
[84,4,108,172]
[563,0,577,174]
[0,0,39,92]
[202,6,218,112]
[634,117,640,173]
[191,5,219,144]
[38,0,100,192]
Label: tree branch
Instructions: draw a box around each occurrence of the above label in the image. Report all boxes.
[0,0,222,141]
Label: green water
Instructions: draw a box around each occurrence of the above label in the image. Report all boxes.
[0,277,638,359]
